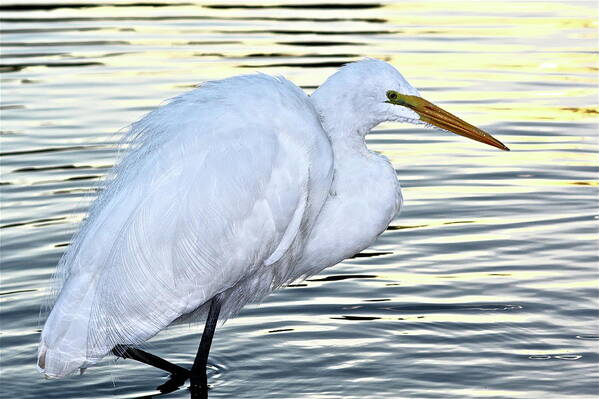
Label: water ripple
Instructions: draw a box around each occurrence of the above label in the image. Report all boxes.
[1,1,597,399]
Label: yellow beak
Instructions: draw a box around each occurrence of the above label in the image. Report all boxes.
[387,93,509,151]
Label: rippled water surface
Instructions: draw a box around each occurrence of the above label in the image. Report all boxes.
[1,1,598,398]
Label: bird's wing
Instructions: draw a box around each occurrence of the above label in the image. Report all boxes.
[39,75,333,376]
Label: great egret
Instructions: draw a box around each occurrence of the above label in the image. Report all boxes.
[38,58,508,391]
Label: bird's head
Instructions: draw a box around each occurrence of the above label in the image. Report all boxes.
[311,58,509,151]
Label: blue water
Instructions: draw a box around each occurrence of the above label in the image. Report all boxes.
[1,1,598,398]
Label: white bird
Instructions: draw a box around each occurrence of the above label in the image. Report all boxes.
[38,58,508,389]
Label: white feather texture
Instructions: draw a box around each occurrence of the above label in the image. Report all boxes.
[38,58,413,378]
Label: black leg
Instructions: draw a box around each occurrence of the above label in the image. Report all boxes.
[112,294,224,398]
[112,345,190,378]
[156,373,189,394]
[189,294,223,394]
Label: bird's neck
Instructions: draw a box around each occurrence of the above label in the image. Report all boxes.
[310,87,381,143]
[310,92,381,177]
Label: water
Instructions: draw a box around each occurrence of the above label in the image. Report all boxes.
[1,1,598,398]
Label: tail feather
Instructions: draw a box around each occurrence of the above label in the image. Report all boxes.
[37,275,105,378]
[37,341,95,378]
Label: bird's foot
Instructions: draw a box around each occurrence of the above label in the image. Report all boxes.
[156,372,189,394]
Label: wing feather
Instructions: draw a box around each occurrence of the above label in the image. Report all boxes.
[39,74,333,377]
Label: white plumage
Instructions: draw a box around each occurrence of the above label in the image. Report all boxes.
[38,58,507,378]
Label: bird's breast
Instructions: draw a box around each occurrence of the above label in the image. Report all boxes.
[295,152,401,279]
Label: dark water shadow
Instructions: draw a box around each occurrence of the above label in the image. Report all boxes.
[239,61,348,68]
[0,27,101,35]
[351,251,393,258]
[0,2,193,11]
[0,145,103,157]
[205,3,382,10]
[308,274,378,282]
[1,16,384,23]
[1,216,66,230]
[217,29,396,35]
[241,52,360,59]
[12,164,99,173]
[0,51,68,58]
[331,315,381,321]
[0,288,37,296]
[278,40,364,47]
[1,41,128,47]
[0,62,103,73]
[0,104,25,110]
[0,2,382,11]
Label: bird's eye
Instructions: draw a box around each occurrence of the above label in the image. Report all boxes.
[387,91,398,100]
